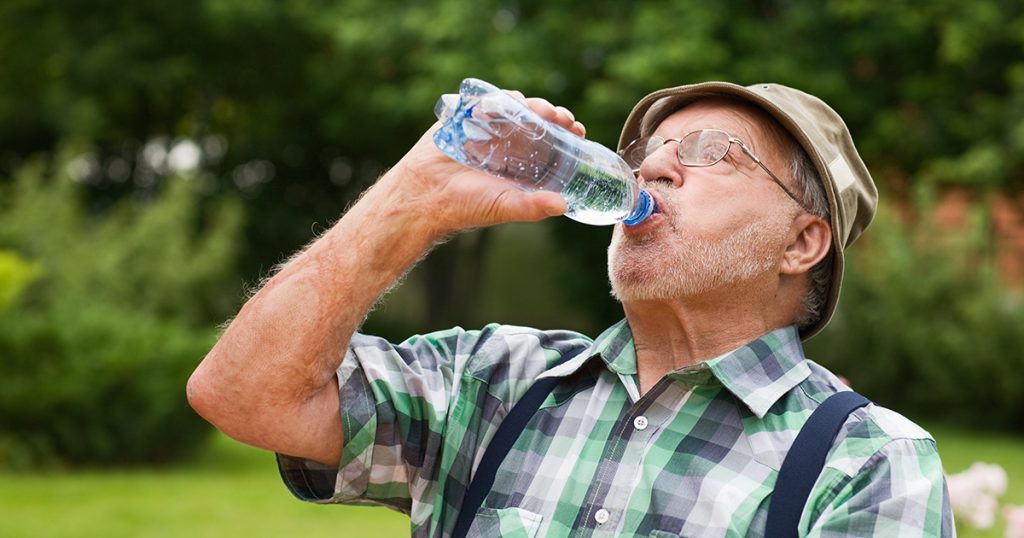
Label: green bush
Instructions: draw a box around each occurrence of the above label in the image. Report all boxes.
[806,193,1024,432]
[0,153,244,468]
[0,303,219,467]
[0,250,40,311]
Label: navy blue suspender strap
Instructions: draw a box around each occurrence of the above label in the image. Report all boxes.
[764,390,871,538]
[451,351,579,538]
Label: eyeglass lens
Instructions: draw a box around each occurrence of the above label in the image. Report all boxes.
[678,130,731,166]
[622,129,733,171]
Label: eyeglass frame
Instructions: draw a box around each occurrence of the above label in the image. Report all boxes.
[619,128,808,211]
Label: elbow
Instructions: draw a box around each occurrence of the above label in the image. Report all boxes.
[186,364,219,426]
[186,354,276,448]
[186,355,246,433]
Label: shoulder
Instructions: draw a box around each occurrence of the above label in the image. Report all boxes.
[349,324,589,362]
[792,367,951,535]
[457,324,593,381]
[351,324,591,381]
[794,360,937,475]
[827,402,937,476]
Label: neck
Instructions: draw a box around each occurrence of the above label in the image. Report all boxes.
[623,279,795,395]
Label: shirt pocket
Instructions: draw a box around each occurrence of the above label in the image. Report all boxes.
[469,507,544,538]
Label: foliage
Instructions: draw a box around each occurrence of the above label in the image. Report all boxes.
[805,195,1024,432]
[0,250,40,311]
[1,0,1024,437]
[6,0,1023,331]
[0,155,244,468]
[0,2,1015,302]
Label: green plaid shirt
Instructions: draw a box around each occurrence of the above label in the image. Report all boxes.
[278,321,953,537]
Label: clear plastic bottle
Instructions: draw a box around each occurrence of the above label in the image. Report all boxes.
[433,78,654,226]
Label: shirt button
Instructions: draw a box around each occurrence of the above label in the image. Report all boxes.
[594,508,610,525]
[633,415,649,431]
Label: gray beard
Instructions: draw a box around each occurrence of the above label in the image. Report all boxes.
[607,213,791,303]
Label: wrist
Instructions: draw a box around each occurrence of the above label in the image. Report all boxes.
[357,165,451,242]
[377,160,467,238]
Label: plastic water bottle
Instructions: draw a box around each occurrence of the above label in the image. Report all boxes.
[432,78,655,226]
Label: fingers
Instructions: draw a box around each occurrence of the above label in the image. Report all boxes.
[505,89,527,102]
[479,185,567,225]
[554,105,586,137]
[502,88,587,137]
[555,105,575,123]
[503,95,584,138]
[570,120,586,138]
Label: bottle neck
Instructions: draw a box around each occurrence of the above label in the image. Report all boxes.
[622,190,655,226]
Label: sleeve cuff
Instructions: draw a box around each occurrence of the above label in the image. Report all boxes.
[276,352,379,503]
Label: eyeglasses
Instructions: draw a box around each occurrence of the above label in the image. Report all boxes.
[619,128,807,210]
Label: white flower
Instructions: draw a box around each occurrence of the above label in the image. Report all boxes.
[970,462,1008,496]
[1005,505,1024,538]
[946,462,1008,530]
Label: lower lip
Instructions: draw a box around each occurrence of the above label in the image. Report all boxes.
[622,210,665,235]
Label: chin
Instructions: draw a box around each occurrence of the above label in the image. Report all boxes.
[609,266,688,303]
[607,243,684,302]
[607,220,784,303]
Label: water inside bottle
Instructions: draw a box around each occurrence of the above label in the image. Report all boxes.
[559,162,636,225]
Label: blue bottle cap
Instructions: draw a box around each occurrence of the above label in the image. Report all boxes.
[622,190,655,226]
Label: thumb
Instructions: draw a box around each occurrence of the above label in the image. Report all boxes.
[522,191,567,221]
[483,189,566,224]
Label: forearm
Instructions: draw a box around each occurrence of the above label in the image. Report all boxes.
[187,96,576,466]
[248,171,443,385]
[188,168,443,462]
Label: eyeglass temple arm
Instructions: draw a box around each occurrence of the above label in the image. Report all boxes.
[730,138,807,209]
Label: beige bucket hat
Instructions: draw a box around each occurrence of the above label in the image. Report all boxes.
[618,82,879,339]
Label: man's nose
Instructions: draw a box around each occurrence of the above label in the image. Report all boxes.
[637,144,684,188]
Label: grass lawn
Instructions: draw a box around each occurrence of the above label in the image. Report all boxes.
[1,422,1021,537]
[0,433,408,538]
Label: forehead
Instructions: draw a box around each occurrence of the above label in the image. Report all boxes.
[651,101,764,147]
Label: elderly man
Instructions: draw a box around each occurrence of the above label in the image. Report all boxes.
[188,81,954,537]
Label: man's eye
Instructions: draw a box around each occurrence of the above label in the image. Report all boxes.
[699,143,728,162]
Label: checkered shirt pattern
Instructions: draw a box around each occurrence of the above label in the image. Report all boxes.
[277,321,954,537]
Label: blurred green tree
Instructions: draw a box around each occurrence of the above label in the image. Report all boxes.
[5,0,1023,331]
[1,0,1023,423]
[0,250,40,311]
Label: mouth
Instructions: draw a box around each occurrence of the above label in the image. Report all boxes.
[622,189,667,235]
[649,190,665,216]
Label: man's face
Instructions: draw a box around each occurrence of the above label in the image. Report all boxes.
[608,102,802,303]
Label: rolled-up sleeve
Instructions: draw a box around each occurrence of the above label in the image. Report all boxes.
[275,324,590,520]
[277,329,468,512]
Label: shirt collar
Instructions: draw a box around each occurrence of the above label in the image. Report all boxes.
[590,319,638,375]
[537,319,635,381]
[695,325,811,419]
[548,320,810,419]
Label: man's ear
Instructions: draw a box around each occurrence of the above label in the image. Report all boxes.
[781,214,832,275]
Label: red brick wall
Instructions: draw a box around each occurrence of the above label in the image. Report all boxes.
[932,189,1024,290]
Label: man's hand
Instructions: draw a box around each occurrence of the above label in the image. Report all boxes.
[187,87,585,467]
[385,93,584,234]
